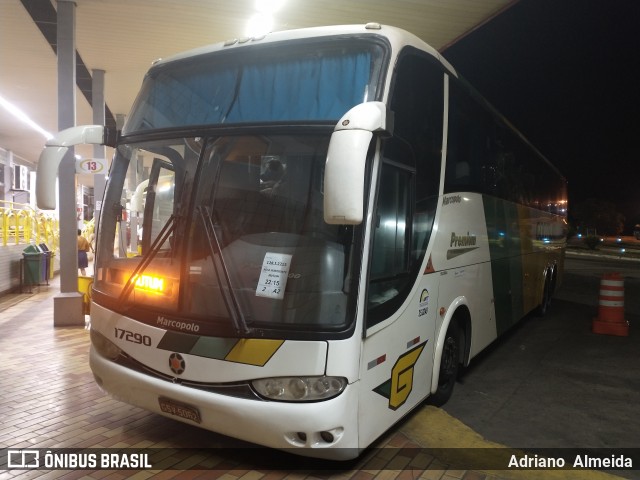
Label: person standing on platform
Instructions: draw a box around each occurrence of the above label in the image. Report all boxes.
[77,229,92,276]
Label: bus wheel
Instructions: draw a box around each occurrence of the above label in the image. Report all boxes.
[428,321,461,407]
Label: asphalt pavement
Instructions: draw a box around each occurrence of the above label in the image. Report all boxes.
[441,251,640,479]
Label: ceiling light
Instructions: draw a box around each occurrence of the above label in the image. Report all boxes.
[245,12,274,37]
[0,94,53,141]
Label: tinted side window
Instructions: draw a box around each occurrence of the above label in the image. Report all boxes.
[366,49,443,328]
[445,79,567,213]
[445,80,495,195]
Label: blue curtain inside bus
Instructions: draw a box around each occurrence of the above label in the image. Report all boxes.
[125,52,372,133]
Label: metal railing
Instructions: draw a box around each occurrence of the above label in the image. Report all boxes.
[0,200,59,251]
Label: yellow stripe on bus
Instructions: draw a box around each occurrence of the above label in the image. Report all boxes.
[224,339,285,366]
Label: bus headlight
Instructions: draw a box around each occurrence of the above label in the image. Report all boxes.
[90,328,122,361]
[252,376,347,401]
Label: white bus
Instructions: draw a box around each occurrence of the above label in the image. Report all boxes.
[37,24,567,459]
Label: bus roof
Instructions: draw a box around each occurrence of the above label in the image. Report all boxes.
[150,23,456,76]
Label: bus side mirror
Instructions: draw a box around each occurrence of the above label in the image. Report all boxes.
[36,125,117,210]
[324,102,393,225]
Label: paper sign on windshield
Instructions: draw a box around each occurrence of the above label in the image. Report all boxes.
[256,252,292,299]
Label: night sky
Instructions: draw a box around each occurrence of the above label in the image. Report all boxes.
[442,0,640,231]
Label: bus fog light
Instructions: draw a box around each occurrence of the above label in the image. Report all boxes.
[90,328,122,361]
[252,376,347,401]
[320,431,334,443]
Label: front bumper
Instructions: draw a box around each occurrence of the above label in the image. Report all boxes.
[89,347,361,459]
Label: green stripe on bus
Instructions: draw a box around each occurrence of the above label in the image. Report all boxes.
[156,331,283,365]
[483,196,525,335]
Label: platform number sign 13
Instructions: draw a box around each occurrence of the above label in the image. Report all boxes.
[76,157,108,174]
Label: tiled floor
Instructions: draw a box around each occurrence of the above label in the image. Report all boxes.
[0,276,503,480]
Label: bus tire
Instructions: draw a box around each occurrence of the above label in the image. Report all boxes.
[428,321,461,407]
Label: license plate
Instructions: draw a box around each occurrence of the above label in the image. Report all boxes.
[158,397,201,424]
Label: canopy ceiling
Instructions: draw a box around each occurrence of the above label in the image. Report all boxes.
[0,0,516,167]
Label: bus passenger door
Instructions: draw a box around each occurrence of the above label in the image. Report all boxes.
[357,48,444,446]
[358,158,436,446]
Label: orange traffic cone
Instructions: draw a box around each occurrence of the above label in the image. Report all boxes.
[592,272,629,336]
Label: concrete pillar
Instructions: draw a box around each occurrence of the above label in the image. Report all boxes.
[92,69,106,237]
[54,0,84,326]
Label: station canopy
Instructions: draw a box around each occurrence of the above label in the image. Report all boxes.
[0,0,516,172]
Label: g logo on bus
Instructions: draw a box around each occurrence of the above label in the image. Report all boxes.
[169,352,186,375]
[373,342,426,410]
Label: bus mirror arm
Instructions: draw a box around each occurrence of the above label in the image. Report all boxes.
[324,102,392,225]
[36,125,118,210]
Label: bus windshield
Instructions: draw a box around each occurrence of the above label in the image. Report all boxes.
[124,37,386,134]
[94,132,361,337]
[93,36,388,338]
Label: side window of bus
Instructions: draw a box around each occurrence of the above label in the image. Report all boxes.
[445,81,495,195]
[367,160,413,321]
[445,79,566,212]
[366,49,444,328]
[390,50,443,263]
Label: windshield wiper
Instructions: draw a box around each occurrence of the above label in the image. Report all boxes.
[197,205,250,335]
[118,213,177,303]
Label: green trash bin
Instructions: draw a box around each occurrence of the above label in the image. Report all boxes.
[23,244,43,286]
